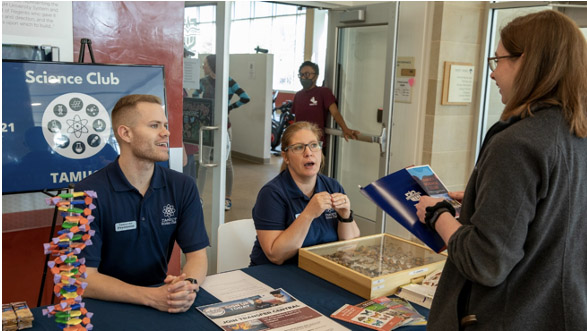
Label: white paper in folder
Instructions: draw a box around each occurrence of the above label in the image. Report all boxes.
[201,270,273,302]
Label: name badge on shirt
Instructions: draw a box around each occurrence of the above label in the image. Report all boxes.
[325,209,337,220]
[296,211,337,220]
[115,221,137,232]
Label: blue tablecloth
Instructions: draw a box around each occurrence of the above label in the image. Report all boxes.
[30,264,428,330]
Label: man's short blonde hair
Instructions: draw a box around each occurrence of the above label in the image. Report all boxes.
[111,94,162,141]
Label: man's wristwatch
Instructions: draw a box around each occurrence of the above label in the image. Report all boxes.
[337,210,354,223]
[186,278,199,293]
[424,200,456,231]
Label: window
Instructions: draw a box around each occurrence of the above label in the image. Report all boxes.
[184,2,306,91]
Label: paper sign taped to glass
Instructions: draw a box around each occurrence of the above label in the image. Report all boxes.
[360,165,461,253]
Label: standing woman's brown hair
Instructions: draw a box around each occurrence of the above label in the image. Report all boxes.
[500,10,587,137]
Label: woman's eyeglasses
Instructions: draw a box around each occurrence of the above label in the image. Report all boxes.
[487,55,519,71]
[283,142,323,154]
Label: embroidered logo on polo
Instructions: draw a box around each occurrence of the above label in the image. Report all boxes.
[161,204,177,226]
[309,97,318,106]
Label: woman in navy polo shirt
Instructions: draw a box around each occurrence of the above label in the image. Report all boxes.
[249,121,360,265]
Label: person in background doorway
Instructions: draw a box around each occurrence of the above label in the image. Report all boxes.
[291,61,359,144]
[414,10,587,330]
[76,94,209,313]
[194,54,250,211]
[249,121,360,266]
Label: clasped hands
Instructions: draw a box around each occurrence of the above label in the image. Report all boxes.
[305,192,351,219]
[152,273,199,313]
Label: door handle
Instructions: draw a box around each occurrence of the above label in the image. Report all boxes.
[199,125,219,168]
[325,123,387,154]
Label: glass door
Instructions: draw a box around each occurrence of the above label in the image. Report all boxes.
[325,3,399,236]
[184,2,231,274]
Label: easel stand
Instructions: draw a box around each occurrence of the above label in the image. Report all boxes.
[78,38,96,63]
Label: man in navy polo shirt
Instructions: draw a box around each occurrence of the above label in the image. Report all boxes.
[76,94,209,313]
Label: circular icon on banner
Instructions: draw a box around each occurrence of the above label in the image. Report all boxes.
[93,119,107,132]
[69,97,84,111]
[42,93,111,159]
[53,104,68,117]
[86,104,100,117]
[47,120,62,133]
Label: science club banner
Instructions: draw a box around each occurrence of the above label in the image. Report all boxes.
[2,60,166,193]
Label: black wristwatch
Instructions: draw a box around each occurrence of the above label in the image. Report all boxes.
[424,200,456,231]
[186,278,199,293]
[337,210,354,223]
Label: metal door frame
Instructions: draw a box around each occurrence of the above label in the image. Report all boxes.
[324,2,399,234]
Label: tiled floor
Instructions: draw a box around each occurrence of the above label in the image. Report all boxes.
[225,154,282,222]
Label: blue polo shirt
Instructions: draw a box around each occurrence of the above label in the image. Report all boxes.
[75,158,209,286]
[250,170,344,266]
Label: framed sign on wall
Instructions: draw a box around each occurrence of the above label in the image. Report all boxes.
[441,62,475,105]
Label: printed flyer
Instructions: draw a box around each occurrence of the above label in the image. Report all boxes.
[197,288,348,331]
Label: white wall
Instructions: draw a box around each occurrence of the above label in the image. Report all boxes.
[311,9,328,76]
[2,1,74,62]
[228,54,273,163]
[388,1,433,172]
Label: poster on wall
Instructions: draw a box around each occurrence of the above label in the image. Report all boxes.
[2,60,166,194]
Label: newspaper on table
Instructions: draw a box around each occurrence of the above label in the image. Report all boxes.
[196,288,349,331]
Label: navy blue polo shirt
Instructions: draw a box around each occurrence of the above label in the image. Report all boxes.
[75,158,209,286]
[250,170,345,266]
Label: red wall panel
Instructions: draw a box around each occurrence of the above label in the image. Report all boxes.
[2,211,57,306]
[72,1,184,147]
[71,0,183,273]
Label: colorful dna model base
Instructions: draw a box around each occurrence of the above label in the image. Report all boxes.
[42,190,97,331]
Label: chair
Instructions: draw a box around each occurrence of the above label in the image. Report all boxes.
[216,218,257,273]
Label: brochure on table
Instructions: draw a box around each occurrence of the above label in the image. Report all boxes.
[331,296,426,331]
[396,269,443,309]
[197,288,348,331]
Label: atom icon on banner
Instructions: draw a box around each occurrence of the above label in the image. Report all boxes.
[67,115,89,138]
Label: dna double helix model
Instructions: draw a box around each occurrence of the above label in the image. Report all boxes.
[42,190,97,331]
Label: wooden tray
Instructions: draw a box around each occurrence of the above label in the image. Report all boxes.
[299,233,447,299]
